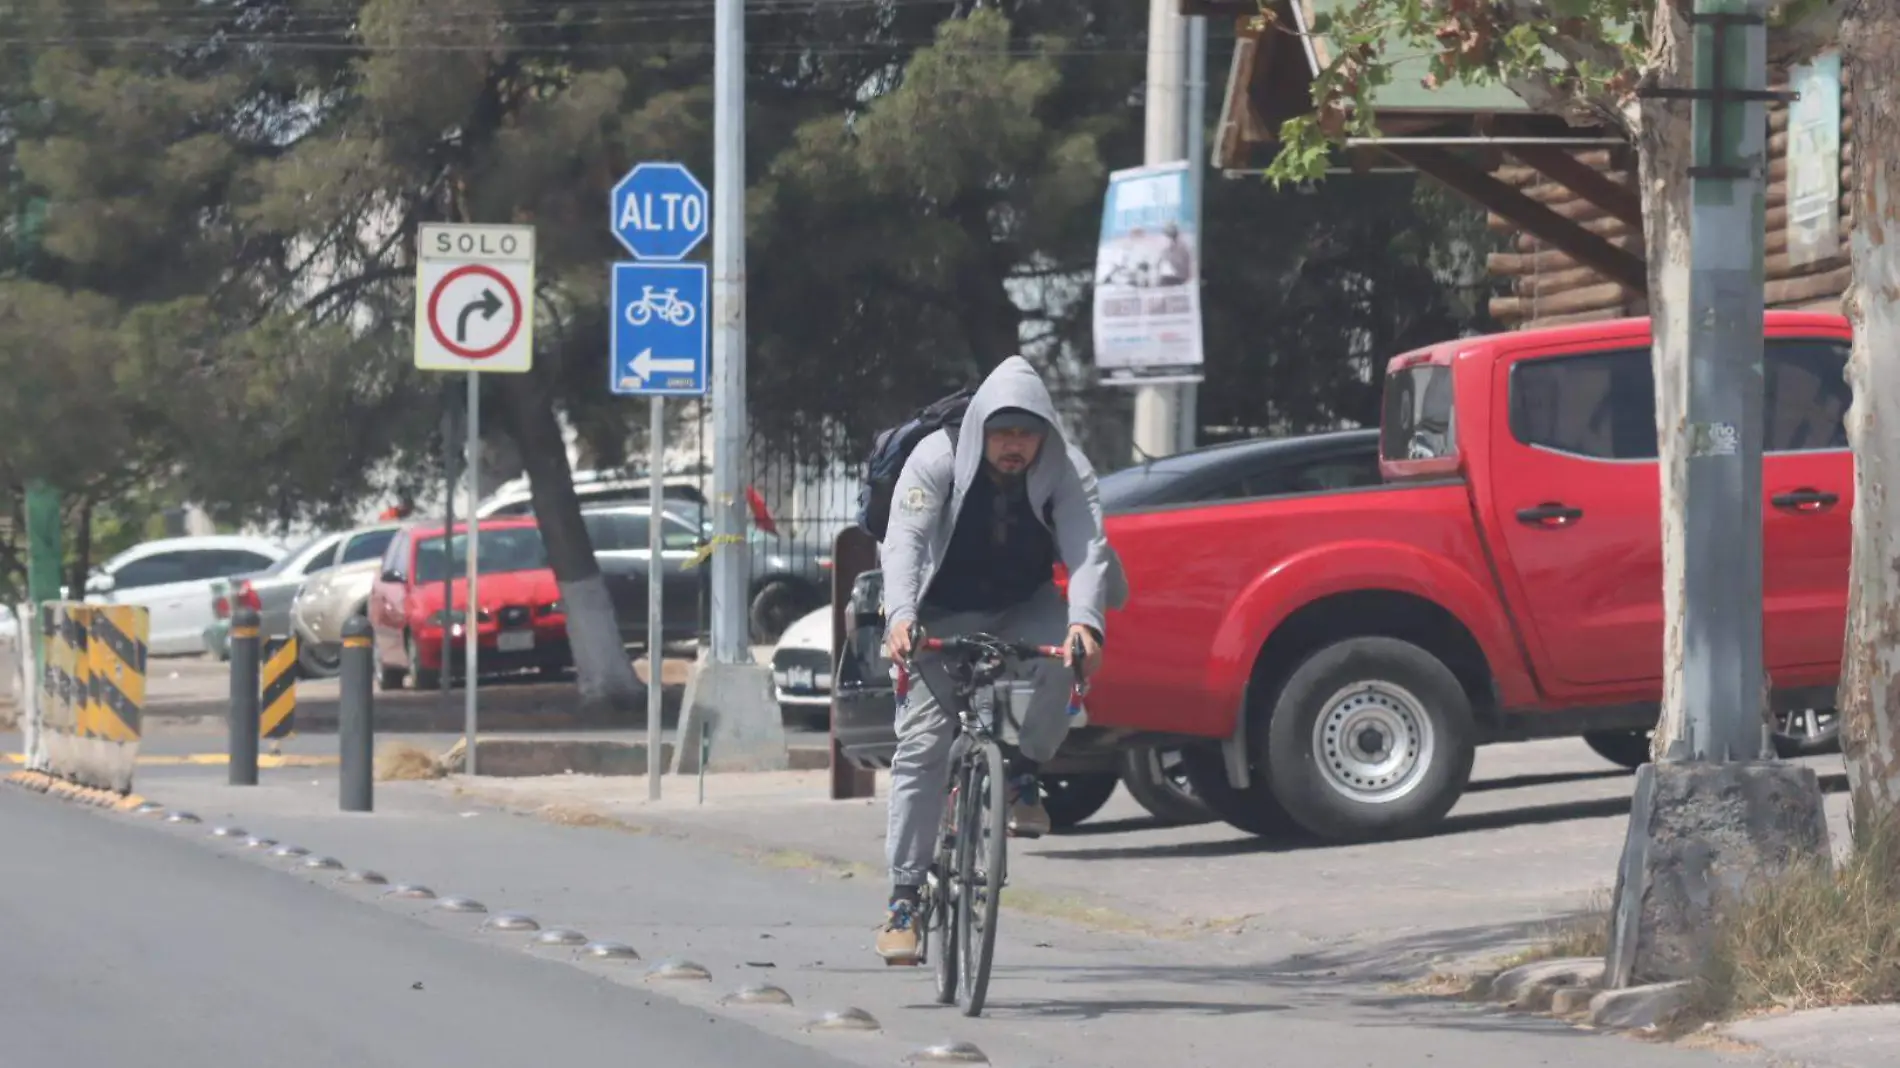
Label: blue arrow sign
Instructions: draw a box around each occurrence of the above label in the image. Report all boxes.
[610,162,709,261]
[611,262,708,396]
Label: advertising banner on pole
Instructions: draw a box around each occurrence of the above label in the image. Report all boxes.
[1091,161,1205,385]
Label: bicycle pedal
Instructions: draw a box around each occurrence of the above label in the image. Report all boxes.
[882,956,923,968]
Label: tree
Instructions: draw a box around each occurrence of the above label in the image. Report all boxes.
[1833,0,1900,830]
[1266,0,1839,758]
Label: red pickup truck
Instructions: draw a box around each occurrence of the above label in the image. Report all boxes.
[1091,310,1854,843]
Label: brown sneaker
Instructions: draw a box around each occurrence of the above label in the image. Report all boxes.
[875,901,921,965]
[1007,776,1050,839]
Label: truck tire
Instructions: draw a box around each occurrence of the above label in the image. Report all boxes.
[1119,746,1214,826]
[1039,773,1119,830]
[1177,744,1310,839]
[1583,729,1652,770]
[1264,637,1475,843]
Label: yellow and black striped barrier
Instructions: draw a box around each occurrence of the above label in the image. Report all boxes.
[28,601,147,795]
[261,636,297,741]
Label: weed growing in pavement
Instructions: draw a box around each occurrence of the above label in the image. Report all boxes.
[1696,810,1900,1018]
[375,743,446,781]
[1497,891,1614,970]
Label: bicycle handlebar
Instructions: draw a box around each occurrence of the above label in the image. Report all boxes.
[916,635,1067,660]
[894,629,1091,709]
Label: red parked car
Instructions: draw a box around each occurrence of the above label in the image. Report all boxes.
[1084,311,1853,843]
[368,518,569,689]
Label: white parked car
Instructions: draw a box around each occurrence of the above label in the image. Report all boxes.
[770,604,833,729]
[84,535,287,656]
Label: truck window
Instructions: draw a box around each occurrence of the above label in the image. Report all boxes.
[1381,365,1454,461]
[1764,339,1850,452]
[1510,349,1657,460]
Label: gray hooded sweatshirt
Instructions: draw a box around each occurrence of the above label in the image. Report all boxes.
[880,356,1129,636]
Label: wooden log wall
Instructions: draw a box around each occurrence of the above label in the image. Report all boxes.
[1485,65,1855,331]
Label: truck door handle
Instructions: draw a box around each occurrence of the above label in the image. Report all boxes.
[1771,488,1839,513]
[1516,503,1583,527]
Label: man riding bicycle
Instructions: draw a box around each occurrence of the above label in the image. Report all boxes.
[875,355,1125,964]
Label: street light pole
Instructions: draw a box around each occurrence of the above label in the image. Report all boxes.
[708,0,750,665]
[1132,0,1187,462]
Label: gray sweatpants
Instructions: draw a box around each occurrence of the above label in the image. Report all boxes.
[886,583,1072,887]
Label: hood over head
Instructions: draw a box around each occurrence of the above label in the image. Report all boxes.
[951,356,1065,496]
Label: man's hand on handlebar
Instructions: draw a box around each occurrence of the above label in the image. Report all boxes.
[1064,624,1102,679]
[886,618,915,662]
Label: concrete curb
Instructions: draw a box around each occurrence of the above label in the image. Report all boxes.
[1471,955,1697,1033]
[138,683,692,733]
[436,738,830,778]
[5,768,148,811]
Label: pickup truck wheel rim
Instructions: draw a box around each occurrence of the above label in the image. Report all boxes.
[1312,682,1435,805]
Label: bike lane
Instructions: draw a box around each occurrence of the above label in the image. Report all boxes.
[79,765,1771,1068]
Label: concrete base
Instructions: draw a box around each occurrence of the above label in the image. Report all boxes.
[1605,760,1830,988]
[671,657,788,774]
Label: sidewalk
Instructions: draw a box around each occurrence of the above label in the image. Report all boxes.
[110,763,1764,1068]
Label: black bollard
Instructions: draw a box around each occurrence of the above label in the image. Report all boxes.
[339,616,374,812]
[228,608,261,786]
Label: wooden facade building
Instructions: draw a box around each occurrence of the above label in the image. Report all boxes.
[1195,0,1854,331]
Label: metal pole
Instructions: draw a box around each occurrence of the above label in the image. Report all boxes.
[339,616,374,812]
[442,393,456,695]
[23,482,60,673]
[709,0,750,665]
[1132,0,1187,461]
[465,369,481,776]
[648,394,665,801]
[1680,0,1770,761]
[228,608,261,786]
[1179,13,1207,454]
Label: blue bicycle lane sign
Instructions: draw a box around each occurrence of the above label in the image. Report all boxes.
[611,261,708,397]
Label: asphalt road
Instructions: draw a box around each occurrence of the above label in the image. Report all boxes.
[0,786,857,1068]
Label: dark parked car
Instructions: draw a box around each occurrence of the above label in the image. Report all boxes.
[831,428,1385,828]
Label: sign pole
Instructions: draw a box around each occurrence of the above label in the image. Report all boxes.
[465,368,481,776]
[648,394,665,801]
[441,390,457,695]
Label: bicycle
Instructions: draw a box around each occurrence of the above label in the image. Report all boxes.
[624,286,696,327]
[894,627,1088,1018]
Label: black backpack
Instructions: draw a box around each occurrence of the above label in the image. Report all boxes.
[856,387,975,540]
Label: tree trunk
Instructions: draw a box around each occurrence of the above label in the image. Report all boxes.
[495,374,646,714]
[68,498,93,596]
[1837,0,1900,833]
[1645,0,1702,760]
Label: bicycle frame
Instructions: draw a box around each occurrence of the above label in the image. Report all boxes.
[893,627,1089,1015]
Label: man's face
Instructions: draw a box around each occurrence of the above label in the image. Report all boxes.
[984,426,1043,474]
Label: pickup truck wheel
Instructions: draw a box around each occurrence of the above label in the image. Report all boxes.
[1176,744,1310,839]
[1771,708,1841,758]
[1265,637,1475,843]
[1583,729,1653,770]
[1039,773,1119,830]
[1119,746,1214,826]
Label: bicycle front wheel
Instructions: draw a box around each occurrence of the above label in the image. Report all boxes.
[955,739,1008,1017]
[930,767,962,1005]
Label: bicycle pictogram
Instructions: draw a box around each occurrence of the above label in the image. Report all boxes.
[624,286,697,327]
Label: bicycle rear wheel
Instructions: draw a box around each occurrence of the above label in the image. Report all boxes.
[955,739,1009,1017]
[930,765,963,1004]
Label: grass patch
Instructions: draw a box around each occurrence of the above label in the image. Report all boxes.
[375,742,446,781]
[1696,810,1900,1019]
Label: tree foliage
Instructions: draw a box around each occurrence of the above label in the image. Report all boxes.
[0,0,1499,608]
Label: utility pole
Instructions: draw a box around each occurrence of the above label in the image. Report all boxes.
[672,0,788,775]
[1604,0,1830,992]
[1133,0,1187,460]
[708,0,750,666]
[1655,0,1772,762]
[1180,12,1208,454]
